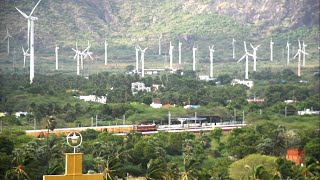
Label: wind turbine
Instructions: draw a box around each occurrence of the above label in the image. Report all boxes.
[250,43,260,72]
[192,44,197,71]
[232,38,236,59]
[286,40,290,65]
[72,43,81,76]
[55,45,59,70]
[16,0,42,84]
[3,28,13,54]
[178,41,182,64]
[138,46,148,78]
[169,41,174,70]
[302,41,307,67]
[104,39,108,65]
[22,47,29,68]
[238,41,253,80]
[209,45,214,78]
[270,38,274,61]
[293,40,308,77]
[135,46,140,73]
[158,33,163,55]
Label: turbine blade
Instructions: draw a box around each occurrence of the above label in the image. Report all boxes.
[22,47,25,53]
[88,53,93,60]
[256,45,261,48]
[15,7,29,18]
[237,54,246,63]
[250,43,254,49]
[293,52,299,59]
[26,48,29,53]
[244,41,247,52]
[83,45,91,53]
[29,0,42,16]
[298,39,301,49]
[76,42,78,50]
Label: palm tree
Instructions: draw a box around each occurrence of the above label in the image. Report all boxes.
[5,150,31,180]
[180,159,200,180]
[244,164,269,180]
[145,158,166,180]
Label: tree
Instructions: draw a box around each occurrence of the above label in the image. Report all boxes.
[228,154,277,180]
[5,150,32,180]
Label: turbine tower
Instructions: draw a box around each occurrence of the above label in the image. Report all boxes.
[178,41,182,64]
[3,28,13,54]
[135,46,140,73]
[293,40,308,77]
[286,40,290,65]
[209,45,214,78]
[16,0,42,84]
[138,46,148,78]
[232,38,236,59]
[158,33,163,55]
[22,47,29,68]
[238,41,253,80]
[270,38,274,61]
[250,43,260,72]
[169,41,174,70]
[192,45,197,71]
[302,41,307,67]
[55,45,59,70]
[104,39,108,65]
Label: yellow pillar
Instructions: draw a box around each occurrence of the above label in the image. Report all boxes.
[43,153,104,180]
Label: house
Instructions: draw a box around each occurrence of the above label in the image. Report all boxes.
[231,79,254,89]
[284,100,296,104]
[199,75,215,81]
[297,109,320,115]
[131,82,151,94]
[150,98,162,108]
[15,112,28,118]
[247,98,265,103]
[79,95,107,104]
[286,148,305,165]
[184,105,200,109]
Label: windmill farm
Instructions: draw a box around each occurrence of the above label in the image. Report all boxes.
[0,0,319,83]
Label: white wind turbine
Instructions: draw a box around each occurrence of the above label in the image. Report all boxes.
[270,38,274,61]
[55,45,59,70]
[3,28,13,54]
[16,0,42,84]
[293,40,308,77]
[105,39,108,65]
[135,46,140,73]
[250,43,260,72]
[192,44,197,71]
[286,40,291,65]
[302,41,307,67]
[22,47,29,68]
[238,41,253,80]
[232,38,236,59]
[138,46,148,78]
[158,34,163,55]
[209,45,214,78]
[72,43,81,76]
[169,41,174,70]
[178,41,182,64]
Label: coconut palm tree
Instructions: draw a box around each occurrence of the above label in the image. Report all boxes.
[5,150,31,180]
[244,164,269,180]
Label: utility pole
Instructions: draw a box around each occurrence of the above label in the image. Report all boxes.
[285,106,287,117]
[95,114,98,127]
[123,115,125,125]
[168,111,171,128]
[242,110,245,124]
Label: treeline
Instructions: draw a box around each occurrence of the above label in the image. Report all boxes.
[0,121,319,179]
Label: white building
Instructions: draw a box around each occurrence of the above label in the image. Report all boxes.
[131,82,151,94]
[199,75,216,81]
[15,112,28,118]
[79,95,107,104]
[150,98,162,108]
[297,109,320,115]
[184,105,201,109]
[231,79,254,89]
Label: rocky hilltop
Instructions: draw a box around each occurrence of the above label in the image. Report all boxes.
[0,0,319,52]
